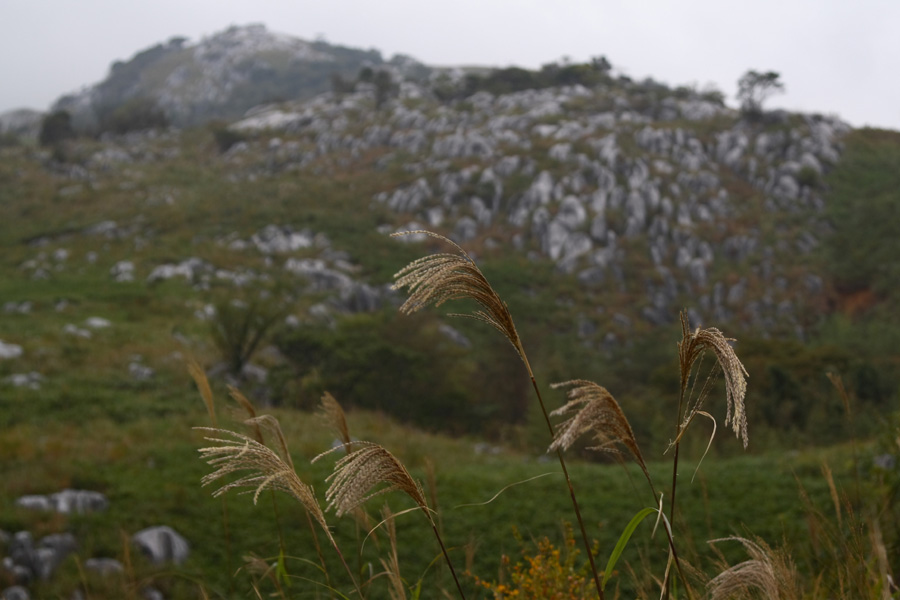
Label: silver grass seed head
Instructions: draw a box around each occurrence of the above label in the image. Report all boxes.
[391,230,525,365]
[679,311,749,448]
[315,441,427,519]
[707,537,800,600]
[196,427,331,538]
[549,380,646,471]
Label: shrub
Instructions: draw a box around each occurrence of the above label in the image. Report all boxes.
[210,294,285,376]
[98,97,169,134]
[38,110,75,146]
[208,120,247,153]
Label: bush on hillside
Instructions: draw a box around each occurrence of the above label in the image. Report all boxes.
[38,110,76,146]
[98,97,169,134]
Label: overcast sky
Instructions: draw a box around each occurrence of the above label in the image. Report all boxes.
[2,0,898,131]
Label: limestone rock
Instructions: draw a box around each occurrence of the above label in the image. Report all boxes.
[132,526,189,565]
[0,342,23,360]
[251,225,314,254]
[110,260,135,282]
[84,558,124,576]
[1,587,29,600]
[3,373,44,390]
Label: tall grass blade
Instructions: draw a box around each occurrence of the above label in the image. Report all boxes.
[603,507,657,590]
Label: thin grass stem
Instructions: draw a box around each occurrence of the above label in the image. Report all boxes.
[530,377,604,599]
[430,520,467,599]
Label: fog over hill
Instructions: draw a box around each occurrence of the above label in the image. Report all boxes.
[51,24,426,129]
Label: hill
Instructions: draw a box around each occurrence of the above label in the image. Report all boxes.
[0,26,898,598]
[3,40,899,445]
[51,24,426,130]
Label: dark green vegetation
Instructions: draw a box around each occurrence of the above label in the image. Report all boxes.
[0,109,898,597]
[825,128,900,299]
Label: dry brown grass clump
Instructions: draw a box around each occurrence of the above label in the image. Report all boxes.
[197,427,331,541]
[391,230,529,372]
[548,380,650,482]
[315,441,428,518]
[707,537,802,600]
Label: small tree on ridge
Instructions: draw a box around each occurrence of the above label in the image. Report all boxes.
[737,70,784,117]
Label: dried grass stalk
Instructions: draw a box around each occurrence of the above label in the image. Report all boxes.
[229,385,257,420]
[197,427,331,541]
[549,380,649,478]
[244,415,295,470]
[678,311,749,447]
[380,504,407,600]
[391,230,529,373]
[707,537,801,600]
[315,442,427,518]
[189,361,217,427]
[319,391,352,452]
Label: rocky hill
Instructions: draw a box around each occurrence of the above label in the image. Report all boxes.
[29,24,857,341]
[4,24,898,444]
[218,80,848,342]
[51,24,425,130]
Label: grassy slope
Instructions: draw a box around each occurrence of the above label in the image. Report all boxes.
[0,402,860,599]
[0,123,897,597]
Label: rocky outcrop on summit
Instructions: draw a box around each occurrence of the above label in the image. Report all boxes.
[53,24,416,129]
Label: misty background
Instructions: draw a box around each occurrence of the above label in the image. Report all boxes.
[2,0,899,131]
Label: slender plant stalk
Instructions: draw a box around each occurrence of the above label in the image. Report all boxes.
[391,230,604,598]
[431,520,467,599]
[665,313,749,599]
[240,390,336,596]
[189,362,236,593]
[530,376,604,599]
[665,440,682,600]
[302,508,334,597]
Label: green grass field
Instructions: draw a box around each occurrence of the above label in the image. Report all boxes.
[0,122,898,598]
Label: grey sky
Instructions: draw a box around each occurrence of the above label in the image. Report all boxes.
[2,0,898,130]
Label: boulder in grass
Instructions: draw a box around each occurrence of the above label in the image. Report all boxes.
[4,373,44,390]
[14,496,51,512]
[16,490,108,514]
[132,526,189,565]
[1,586,30,600]
[50,490,108,514]
[84,558,124,576]
[0,341,23,360]
[6,531,76,582]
